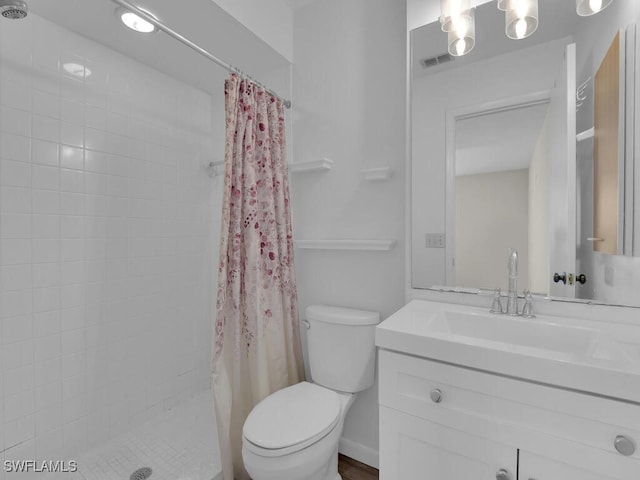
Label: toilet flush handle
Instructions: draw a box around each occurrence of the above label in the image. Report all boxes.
[302,320,311,330]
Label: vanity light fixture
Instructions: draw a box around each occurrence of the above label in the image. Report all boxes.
[440,0,476,56]
[448,7,476,56]
[576,0,613,16]
[439,0,614,57]
[505,0,539,40]
[439,0,471,32]
[116,6,157,33]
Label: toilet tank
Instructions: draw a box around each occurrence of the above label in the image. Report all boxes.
[305,305,380,393]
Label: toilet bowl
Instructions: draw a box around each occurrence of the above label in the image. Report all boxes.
[242,382,355,480]
[241,305,380,480]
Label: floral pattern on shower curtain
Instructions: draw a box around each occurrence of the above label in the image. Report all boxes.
[212,74,304,480]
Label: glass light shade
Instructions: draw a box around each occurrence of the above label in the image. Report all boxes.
[497,0,509,11]
[505,0,539,40]
[576,0,613,16]
[440,0,472,32]
[448,8,475,56]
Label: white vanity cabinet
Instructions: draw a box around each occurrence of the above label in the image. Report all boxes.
[380,406,518,478]
[378,349,640,480]
[518,452,620,480]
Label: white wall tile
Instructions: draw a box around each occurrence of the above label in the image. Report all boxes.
[32,90,59,119]
[0,133,30,163]
[31,139,58,167]
[31,238,59,263]
[0,265,32,291]
[1,187,31,214]
[0,214,31,239]
[1,239,32,265]
[33,335,61,364]
[84,150,107,174]
[0,81,31,112]
[60,169,83,193]
[32,287,60,313]
[0,106,31,137]
[1,313,33,342]
[34,358,61,388]
[33,262,60,288]
[31,164,59,191]
[0,13,216,461]
[60,121,84,148]
[0,160,31,187]
[1,340,33,371]
[32,311,60,338]
[59,146,83,170]
[60,99,84,125]
[32,114,59,142]
[1,292,33,319]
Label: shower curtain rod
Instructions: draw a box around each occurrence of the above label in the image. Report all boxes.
[111,0,292,109]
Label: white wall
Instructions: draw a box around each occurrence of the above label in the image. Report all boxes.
[291,0,406,467]
[455,170,530,291]
[411,39,567,289]
[211,0,294,63]
[0,14,218,468]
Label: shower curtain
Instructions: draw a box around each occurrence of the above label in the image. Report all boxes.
[212,74,304,480]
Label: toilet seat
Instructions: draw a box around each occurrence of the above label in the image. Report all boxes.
[243,382,341,457]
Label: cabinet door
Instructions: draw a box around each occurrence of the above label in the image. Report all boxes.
[380,406,517,480]
[519,451,624,480]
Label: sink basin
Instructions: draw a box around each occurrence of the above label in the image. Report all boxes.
[428,310,600,358]
[376,299,640,403]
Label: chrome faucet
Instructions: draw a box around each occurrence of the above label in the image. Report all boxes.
[489,250,536,317]
[505,249,519,315]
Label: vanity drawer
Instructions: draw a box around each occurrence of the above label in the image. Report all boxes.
[379,349,640,466]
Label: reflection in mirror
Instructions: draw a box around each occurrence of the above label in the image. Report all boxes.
[454,103,549,295]
[411,0,640,307]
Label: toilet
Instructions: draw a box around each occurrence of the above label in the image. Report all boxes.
[242,305,380,480]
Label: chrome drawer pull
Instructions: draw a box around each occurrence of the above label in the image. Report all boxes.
[496,468,512,480]
[614,435,636,456]
[430,388,442,403]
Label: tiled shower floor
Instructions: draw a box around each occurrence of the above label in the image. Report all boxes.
[71,391,221,480]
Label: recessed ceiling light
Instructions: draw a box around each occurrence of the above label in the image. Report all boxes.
[116,7,157,33]
[63,62,92,78]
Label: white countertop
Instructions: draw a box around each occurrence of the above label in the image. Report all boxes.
[376,299,640,404]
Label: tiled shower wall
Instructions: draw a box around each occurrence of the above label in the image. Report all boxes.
[0,14,218,468]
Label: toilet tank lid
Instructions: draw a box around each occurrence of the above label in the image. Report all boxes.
[305,305,380,325]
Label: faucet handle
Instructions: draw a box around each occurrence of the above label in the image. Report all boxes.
[521,290,535,318]
[490,288,504,314]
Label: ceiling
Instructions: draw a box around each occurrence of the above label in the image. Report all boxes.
[456,103,549,177]
[412,0,580,78]
[282,0,321,10]
[28,0,291,95]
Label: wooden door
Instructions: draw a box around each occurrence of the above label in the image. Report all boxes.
[593,31,625,255]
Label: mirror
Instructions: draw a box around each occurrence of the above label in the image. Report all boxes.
[411,0,640,307]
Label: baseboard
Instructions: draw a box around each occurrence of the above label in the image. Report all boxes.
[338,437,379,469]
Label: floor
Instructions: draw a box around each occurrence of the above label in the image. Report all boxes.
[55,391,221,480]
[338,454,380,480]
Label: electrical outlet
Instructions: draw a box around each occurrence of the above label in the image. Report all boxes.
[425,233,446,248]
